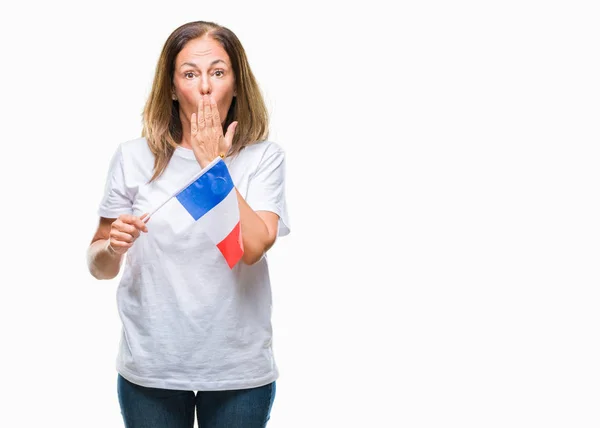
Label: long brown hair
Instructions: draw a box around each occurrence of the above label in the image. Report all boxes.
[142,21,269,182]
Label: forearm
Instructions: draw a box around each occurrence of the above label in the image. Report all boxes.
[236,189,274,265]
[87,239,124,280]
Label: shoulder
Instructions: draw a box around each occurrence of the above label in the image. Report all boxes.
[113,137,155,173]
[227,140,286,183]
[105,137,155,182]
[119,137,153,159]
[239,140,285,164]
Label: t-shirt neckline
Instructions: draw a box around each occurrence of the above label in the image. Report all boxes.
[174,146,196,160]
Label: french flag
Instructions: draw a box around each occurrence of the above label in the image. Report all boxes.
[155,157,243,268]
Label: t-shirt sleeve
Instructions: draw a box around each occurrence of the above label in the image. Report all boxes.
[97,144,134,218]
[245,148,291,237]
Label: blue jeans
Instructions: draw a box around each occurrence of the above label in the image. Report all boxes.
[117,374,276,428]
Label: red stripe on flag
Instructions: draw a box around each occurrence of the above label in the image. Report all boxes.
[216,222,244,268]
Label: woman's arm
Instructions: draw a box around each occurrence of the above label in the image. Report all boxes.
[87,215,148,279]
[187,96,285,265]
[87,218,123,280]
[236,189,279,265]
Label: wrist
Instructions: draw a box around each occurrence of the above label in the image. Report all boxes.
[197,153,226,169]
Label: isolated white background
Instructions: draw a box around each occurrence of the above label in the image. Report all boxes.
[0,0,598,427]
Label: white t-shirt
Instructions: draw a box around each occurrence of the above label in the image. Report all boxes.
[97,137,290,391]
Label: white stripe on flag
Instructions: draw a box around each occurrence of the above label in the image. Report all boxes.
[158,186,240,241]
[195,188,239,244]
[160,194,196,235]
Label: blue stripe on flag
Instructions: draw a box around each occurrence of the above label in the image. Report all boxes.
[175,159,234,220]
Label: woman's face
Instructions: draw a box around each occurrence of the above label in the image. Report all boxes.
[172,36,236,127]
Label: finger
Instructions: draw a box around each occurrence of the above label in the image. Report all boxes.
[191,113,198,136]
[111,230,137,243]
[109,240,133,254]
[118,214,137,224]
[118,214,144,226]
[224,121,238,148]
[133,215,149,233]
[197,97,206,129]
[203,95,213,128]
[114,220,137,236]
[141,213,151,227]
[210,96,221,128]
[119,214,148,232]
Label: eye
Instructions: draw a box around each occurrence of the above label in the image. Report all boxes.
[184,72,195,79]
[213,69,225,77]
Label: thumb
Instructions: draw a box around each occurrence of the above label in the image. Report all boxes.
[224,121,238,145]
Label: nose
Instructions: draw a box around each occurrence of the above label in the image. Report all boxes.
[199,75,211,95]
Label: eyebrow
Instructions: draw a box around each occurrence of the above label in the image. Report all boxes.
[179,59,228,69]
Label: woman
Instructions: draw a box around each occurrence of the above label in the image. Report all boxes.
[87,20,290,428]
